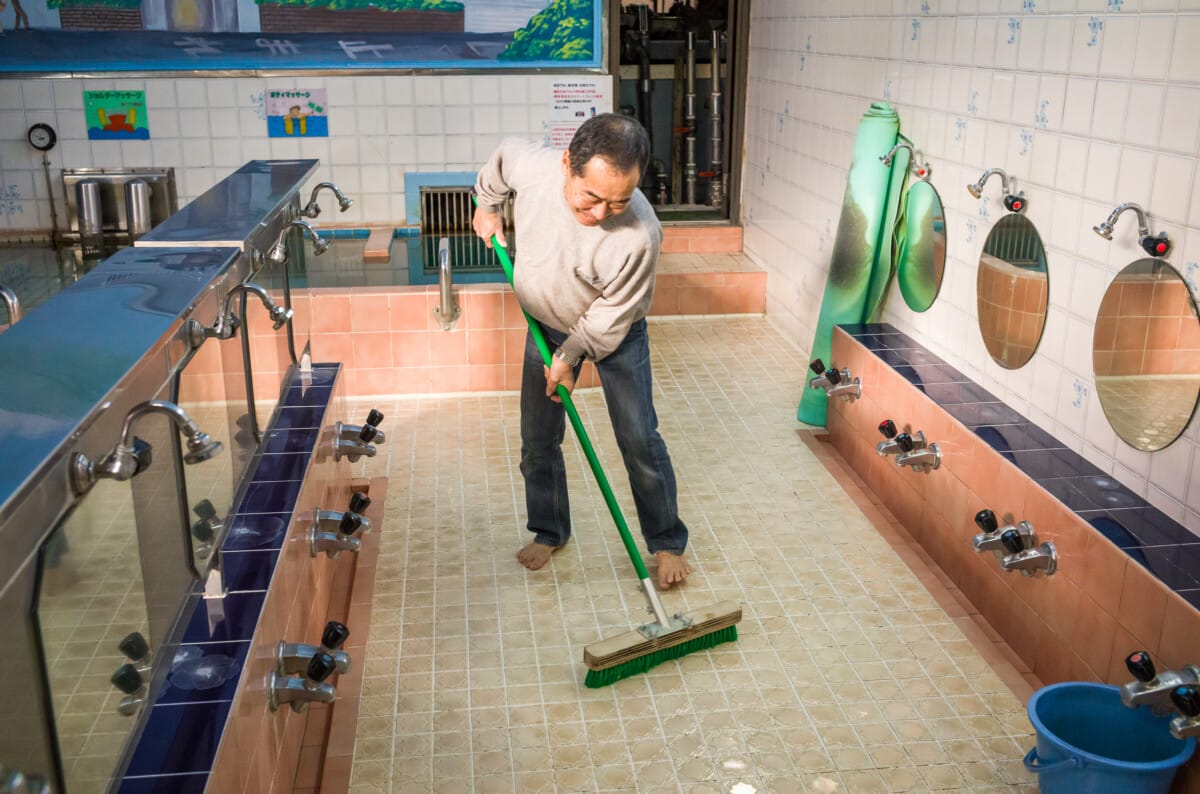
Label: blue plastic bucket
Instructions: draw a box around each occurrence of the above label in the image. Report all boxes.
[1025,682,1196,793]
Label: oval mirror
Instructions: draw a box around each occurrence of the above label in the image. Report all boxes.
[976,213,1049,369]
[897,180,947,312]
[1093,258,1200,451]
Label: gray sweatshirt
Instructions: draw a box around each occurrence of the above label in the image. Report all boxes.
[474,137,661,363]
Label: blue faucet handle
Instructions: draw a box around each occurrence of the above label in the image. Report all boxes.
[365,408,384,426]
[306,651,338,684]
[1000,528,1024,555]
[1172,686,1200,717]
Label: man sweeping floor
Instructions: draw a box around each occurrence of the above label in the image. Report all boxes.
[472,113,693,592]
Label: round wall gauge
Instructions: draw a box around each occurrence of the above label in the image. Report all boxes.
[27,123,57,152]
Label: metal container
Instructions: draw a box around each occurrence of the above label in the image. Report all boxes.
[77,179,103,237]
[124,178,153,239]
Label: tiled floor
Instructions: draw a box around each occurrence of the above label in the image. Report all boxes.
[342,316,1037,793]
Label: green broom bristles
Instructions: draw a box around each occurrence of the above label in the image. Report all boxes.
[583,624,739,688]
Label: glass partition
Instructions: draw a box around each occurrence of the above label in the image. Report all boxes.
[37,479,147,794]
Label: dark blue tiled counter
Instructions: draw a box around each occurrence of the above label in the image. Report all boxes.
[838,323,1200,611]
[117,364,339,793]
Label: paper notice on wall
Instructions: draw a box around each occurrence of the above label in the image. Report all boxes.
[545,77,612,149]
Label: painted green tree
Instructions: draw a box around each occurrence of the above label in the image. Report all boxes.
[500,0,592,61]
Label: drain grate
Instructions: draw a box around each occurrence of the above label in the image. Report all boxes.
[419,186,514,271]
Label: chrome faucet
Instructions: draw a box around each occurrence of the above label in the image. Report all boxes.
[266,218,331,268]
[893,433,940,472]
[971,509,1036,554]
[190,281,292,345]
[71,400,223,493]
[967,167,1027,212]
[1121,651,1200,714]
[337,408,386,446]
[118,631,152,674]
[0,768,52,794]
[880,142,932,179]
[190,498,222,558]
[1092,201,1172,257]
[268,651,337,713]
[808,359,861,402]
[300,182,353,219]
[0,283,21,325]
[277,620,351,676]
[1170,686,1200,739]
[309,493,372,558]
[877,420,921,457]
[997,529,1057,576]
[111,663,146,716]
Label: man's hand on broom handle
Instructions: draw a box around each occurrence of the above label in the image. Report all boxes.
[472,205,507,249]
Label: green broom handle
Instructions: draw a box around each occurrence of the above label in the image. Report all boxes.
[481,226,652,584]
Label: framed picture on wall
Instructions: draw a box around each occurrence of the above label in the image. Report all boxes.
[0,0,602,73]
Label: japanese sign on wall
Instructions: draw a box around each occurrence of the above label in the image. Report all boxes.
[266,88,328,138]
[84,90,149,140]
[544,77,611,150]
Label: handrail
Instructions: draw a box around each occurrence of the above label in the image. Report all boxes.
[0,283,20,325]
[433,236,461,331]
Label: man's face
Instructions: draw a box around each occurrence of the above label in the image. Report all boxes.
[562,152,640,227]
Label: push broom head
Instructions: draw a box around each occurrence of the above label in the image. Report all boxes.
[583,601,742,688]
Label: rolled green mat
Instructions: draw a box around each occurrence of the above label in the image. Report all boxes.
[797,101,905,427]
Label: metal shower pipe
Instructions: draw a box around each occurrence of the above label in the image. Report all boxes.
[709,28,723,209]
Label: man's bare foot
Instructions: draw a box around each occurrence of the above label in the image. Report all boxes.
[655,551,693,590]
[517,541,561,570]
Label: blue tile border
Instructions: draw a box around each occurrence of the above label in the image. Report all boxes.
[116,363,339,790]
[839,323,1199,601]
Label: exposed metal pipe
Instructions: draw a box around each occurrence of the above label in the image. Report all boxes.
[684,30,697,205]
[709,28,724,209]
[0,284,21,325]
[433,237,460,331]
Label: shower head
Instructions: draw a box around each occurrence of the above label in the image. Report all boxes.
[312,235,331,256]
[72,400,224,493]
[223,281,291,331]
[268,303,294,330]
[183,431,223,464]
[879,141,916,169]
[966,168,1010,201]
[301,182,354,218]
[1092,222,1114,240]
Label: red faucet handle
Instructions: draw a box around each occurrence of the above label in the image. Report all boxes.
[1126,651,1157,683]
[1171,686,1200,718]
[365,408,384,426]
[809,358,826,375]
[974,509,998,534]
[878,419,897,439]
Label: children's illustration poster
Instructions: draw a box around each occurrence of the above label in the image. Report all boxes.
[0,0,603,73]
[84,90,150,140]
[266,89,328,138]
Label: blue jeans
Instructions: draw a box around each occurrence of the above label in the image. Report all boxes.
[519,318,688,555]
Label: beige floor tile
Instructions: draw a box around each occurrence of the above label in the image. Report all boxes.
[347,316,1038,793]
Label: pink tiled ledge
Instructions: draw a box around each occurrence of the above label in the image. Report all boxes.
[825,325,1200,794]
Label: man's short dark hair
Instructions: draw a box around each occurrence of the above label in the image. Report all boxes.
[567,114,649,178]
